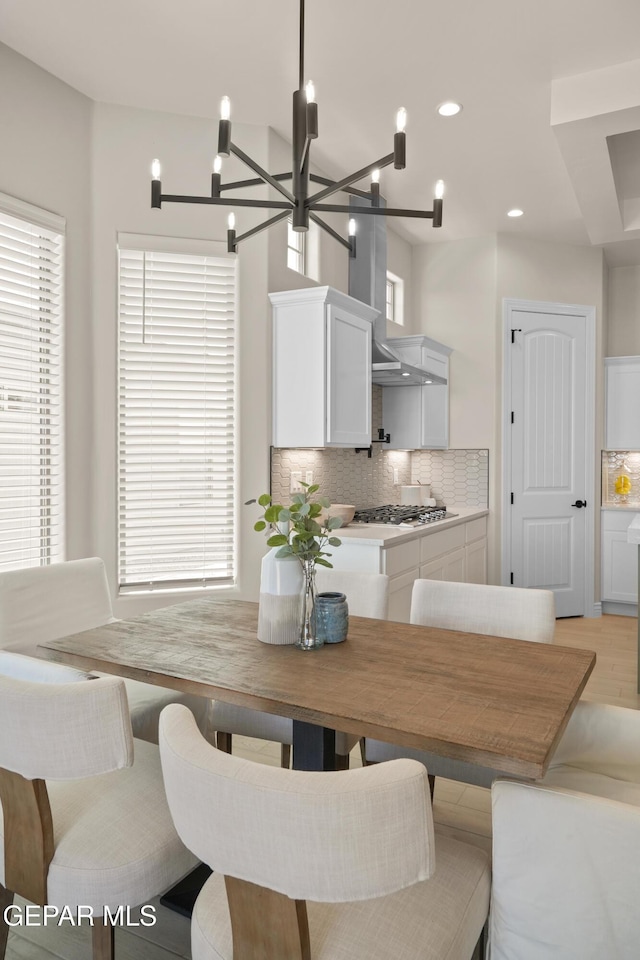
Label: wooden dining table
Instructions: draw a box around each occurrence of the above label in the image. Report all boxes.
[40,597,596,778]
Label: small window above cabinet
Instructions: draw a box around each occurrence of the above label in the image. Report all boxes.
[270,286,377,448]
[382,336,452,449]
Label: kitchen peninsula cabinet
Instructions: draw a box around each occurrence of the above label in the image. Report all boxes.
[330,509,488,622]
[270,286,377,448]
[383,336,452,450]
[601,509,638,607]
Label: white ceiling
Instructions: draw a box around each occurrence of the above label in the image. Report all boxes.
[3,0,640,262]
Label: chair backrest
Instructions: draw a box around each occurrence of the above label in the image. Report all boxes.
[315,569,389,620]
[0,557,116,657]
[410,579,555,642]
[491,779,640,959]
[160,704,433,902]
[548,700,640,783]
[0,656,133,780]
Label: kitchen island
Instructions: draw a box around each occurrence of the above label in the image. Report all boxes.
[331,507,488,622]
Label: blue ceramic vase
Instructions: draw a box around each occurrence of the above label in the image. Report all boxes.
[315,591,349,643]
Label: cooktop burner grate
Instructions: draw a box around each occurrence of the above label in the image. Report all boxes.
[352,505,458,525]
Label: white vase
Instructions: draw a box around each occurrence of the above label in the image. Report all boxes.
[257,548,303,645]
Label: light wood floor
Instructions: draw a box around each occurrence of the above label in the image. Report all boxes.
[6,614,638,960]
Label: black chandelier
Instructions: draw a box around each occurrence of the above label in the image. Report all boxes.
[150,0,444,254]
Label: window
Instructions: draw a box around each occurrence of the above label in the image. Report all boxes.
[386,270,404,326]
[0,194,65,571]
[287,218,305,275]
[118,235,236,592]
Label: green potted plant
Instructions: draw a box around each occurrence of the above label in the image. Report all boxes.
[253,483,343,650]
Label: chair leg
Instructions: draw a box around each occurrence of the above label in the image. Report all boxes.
[280,744,291,768]
[92,917,114,960]
[335,753,350,770]
[0,886,14,960]
[216,731,232,754]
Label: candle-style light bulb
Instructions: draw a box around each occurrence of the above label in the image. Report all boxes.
[305,80,316,104]
[151,158,161,180]
[348,218,356,237]
[348,218,357,259]
[435,179,445,199]
[227,212,236,231]
[396,107,407,133]
[372,169,380,184]
[220,96,231,121]
[213,155,222,174]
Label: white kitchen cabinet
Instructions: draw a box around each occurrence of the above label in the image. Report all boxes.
[465,516,488,584]
[382,336,452,449]
[605,357,640,449]
[270,286,377,448]
[601,510,638,605]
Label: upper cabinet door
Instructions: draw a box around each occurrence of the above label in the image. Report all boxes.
[605,357,640,449]
[326,304,372,445]
[270,286,376,448]
[383,337,452,450]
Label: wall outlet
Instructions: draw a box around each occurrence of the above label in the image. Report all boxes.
[290,471,303,492]
[305,470,314,484]
[393,468,400,485]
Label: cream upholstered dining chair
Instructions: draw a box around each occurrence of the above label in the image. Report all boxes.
[490,778,640,959]
[212,570,389,769]
[0,652,198,960]
[539,700,640,803]
[0,558,210,744]
[365,578,556,787]
[159,703,490,960]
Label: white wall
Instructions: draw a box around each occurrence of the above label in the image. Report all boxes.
[0,43,93,560]
[412,233,605,590]
[91,103,276,614]
[607,265,640,356]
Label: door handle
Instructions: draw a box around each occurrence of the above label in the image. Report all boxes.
[570,499,587,508]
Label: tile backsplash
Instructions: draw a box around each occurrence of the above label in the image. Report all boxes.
[602,450,640,506]
[271,388,489,509]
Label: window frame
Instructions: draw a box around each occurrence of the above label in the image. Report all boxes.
[0,191,66,571]
[287,218,306,276]
[386,270,405,326]
[116,233,238,594]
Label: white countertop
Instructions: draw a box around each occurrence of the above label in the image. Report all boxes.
[602,503,640,511]
[336,506,488,547]
[627,514,640,543]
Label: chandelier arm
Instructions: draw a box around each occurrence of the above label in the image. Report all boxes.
[160,195,293,210]
[310,202,436,219]
[306,154,394,206]
[308,212,352,251]
[230,143,295,203]
[221,172,293,192]
[309,174,372,202]
[234,210,292,247]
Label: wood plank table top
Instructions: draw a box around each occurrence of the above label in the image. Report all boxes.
[40,598,596,780]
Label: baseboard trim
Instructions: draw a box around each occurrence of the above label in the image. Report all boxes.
[590,602,602,618]
[601,600,638,618]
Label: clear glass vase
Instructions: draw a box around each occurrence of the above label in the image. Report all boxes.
[296,559,323,651]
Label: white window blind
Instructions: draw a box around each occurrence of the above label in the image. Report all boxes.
[0,198,65,571]
[118,240,236,591]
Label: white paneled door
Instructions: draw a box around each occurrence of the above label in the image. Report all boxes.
[504,301,595,618]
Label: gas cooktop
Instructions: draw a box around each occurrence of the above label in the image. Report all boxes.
[352,505,458,526]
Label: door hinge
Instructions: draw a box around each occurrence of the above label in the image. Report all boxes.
[510,492,514,504]
[510,572,514,585]
[511,411,514,424]
[511,328,522,344]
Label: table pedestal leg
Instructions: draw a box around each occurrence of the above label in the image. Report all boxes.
[292,721,336,771]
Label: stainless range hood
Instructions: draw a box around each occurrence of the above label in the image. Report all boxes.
[348,196,446,387]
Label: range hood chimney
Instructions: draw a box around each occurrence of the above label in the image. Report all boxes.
[348,196,446,386]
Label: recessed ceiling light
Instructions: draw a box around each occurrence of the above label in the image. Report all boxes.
[507,208,524,217]
[437,101,462,117]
